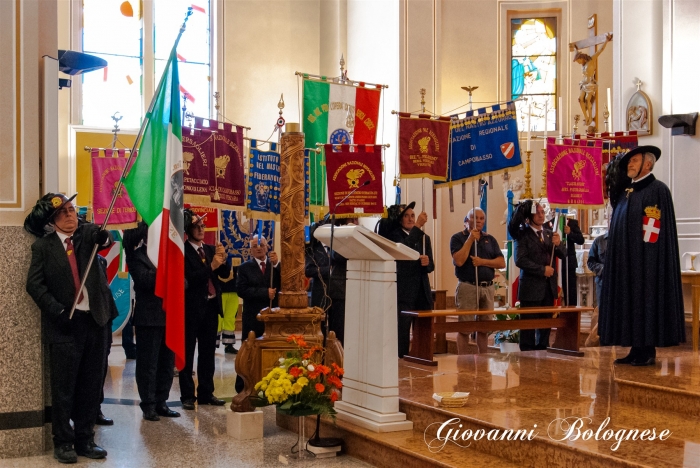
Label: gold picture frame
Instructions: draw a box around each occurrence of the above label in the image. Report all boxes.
[626,89,653,135]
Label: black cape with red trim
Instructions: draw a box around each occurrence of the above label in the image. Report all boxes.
[599,174,686,347]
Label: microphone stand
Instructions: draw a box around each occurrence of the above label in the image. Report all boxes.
[309,179,370,449]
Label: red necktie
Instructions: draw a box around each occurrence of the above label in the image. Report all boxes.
[260,260,266,276]
[65,237,85,303]
[198,247,217,297]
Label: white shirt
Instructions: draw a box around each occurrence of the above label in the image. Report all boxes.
[632,172,653,184]
[529,225,544,239]
[56,230,90,311]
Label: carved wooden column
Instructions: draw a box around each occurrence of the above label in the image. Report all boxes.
[278,127,309,309]
[231,124,343,413]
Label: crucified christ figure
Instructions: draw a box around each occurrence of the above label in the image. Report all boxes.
[573,32,613,131]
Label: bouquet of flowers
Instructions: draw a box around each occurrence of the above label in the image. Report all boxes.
[250,335,344,418]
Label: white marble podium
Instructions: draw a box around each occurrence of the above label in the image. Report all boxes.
[314,225,417,433]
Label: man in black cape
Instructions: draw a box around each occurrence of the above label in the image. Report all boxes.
[600,145,685,366]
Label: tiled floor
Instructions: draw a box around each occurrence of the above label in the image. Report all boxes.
[1,339,372,468]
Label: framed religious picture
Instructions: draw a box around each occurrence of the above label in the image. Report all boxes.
[626,85,653,135]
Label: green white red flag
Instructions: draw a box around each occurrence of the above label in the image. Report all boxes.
[302,79,381,210]
[123,48,185,370]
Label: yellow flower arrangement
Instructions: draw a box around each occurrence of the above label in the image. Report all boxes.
[250,335,343,417]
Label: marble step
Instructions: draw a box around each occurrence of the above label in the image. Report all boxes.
[614,352,700,417]
[276,412,519,468]
[400,397,700,468]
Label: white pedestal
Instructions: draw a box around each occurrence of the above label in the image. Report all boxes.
[314,225,418,433]
[227,410,264,440]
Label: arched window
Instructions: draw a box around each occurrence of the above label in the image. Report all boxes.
[511,17,557,133]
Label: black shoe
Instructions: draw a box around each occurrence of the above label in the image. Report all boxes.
[156,404,181,418]
[143,409,160,421]
[75,440,107,459]
[182,400,196,410]
[631,356,656,366]
[614,349,638,365]
[225,344,238,354]
[95,412,114,426]
[125,354,137,360]
[53,444,77,464]
[198,395,226,406]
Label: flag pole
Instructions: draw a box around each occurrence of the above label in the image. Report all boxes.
[69,8,193,319]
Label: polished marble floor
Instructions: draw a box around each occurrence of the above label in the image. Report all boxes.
[397,346,700,467]
[1,339,372,468]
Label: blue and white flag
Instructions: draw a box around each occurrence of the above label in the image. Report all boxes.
[443,101,522,184]
[246,140,281,219]
[220,210,275,264]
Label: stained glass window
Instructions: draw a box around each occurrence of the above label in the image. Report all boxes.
[81,0,212,128]
[511,17,557,133]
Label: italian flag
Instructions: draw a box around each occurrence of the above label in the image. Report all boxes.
[303,79,381,207]
[123,48,185,370]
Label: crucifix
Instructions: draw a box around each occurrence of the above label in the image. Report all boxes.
[569,14,613,133]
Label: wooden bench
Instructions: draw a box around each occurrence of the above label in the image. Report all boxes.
[401,306,594,366]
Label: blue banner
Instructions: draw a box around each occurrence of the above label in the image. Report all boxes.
[220,210,276,265]
[246,140,281,219]
[442,102,522,185]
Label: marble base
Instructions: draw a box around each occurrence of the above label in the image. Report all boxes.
[335,401,413,433]
[226,409,263,440]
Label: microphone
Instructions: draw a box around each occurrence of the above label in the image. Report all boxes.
[323,179,371,223]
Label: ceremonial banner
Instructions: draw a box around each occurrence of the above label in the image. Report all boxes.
[123,47,185,370]
[209,120,246,208]
[91,149,138,229]
[182,126,213,205]
[442,102,522,185]
[220,210,275,264]
[303,78,382,211]
[546,137,604,208]
[398,114,450,181]
[246,140,280,220]
[98,231,132,334]
[324,144,384,217]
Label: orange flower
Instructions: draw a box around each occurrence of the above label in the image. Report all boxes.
[308,370,320,379]
[331,363,344,376]
[327,375,343,389]
[288,366,303,378]
[285,335,309,348]
[315,383,325,393]
[330,391,338,402]
[316,364,331,375]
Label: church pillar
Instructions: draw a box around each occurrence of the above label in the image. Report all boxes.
[0,0,57,458]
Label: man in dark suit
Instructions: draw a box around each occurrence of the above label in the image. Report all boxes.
[235,236,281,393]
[511,201,566,351]
[388,202,434,359]
[546,217,585,306]
[305,219,355,345]
[25,193,113,463]
[181,210,230,410]
[124,222,179,421]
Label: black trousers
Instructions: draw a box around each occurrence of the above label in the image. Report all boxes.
[321,298,346,346]
[49,312,108,446]
[121,315,137,357]
[179,304,219,402]
[135,326,175,411]
[519,287,555,351]
[98,319,113,414]
[397,293,432,359]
